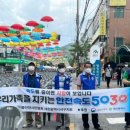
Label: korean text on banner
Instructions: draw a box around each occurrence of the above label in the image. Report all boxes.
[0,87,129,114]
[99,12,106,36]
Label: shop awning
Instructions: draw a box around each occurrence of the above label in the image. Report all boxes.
[117,45,130,55]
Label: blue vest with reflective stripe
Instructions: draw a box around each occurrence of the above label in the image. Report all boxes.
[54,73,71,90]
[80,73,96,90]
[23,73,42,88]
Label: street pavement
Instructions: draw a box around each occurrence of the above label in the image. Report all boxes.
[21,79,128,130]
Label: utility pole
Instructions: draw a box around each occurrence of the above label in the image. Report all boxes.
[76,0,79,45]
[76,0,80,76]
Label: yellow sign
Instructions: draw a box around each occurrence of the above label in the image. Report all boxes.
[99,12,106,35]
[110,0,126,6]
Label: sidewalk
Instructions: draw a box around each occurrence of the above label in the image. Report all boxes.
[100,80,121,89]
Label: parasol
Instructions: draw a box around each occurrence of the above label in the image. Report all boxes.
[11,24,24,30]
[26,20,39,27]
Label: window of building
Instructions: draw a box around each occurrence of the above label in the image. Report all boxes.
[114,7,124,18]
[114,37,124,47]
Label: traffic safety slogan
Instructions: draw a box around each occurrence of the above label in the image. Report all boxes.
[0,87,129,114]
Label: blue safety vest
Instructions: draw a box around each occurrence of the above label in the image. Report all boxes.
[23,73,42,88]
[54,73,71,90]
[80,72,96,90]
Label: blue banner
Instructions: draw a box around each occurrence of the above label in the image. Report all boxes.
[92,60,101,86]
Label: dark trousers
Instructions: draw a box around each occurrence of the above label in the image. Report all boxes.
[82,114,100,129]
[125,113,130,125]
[117,77,122,87]
[106,77,111,88]
[26,112,41,125]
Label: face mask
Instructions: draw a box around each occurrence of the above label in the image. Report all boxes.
[59,68,66,73]
[125,65,128,67]
[28,66,35,71]
[85,68,91,73]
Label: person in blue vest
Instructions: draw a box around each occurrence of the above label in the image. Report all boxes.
[53,63,72,130]
[22,62,42,129]
[76,61,103,130]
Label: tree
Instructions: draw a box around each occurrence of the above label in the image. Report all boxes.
[69,40,91,66]
[109,54,119,64]
[40,60,53,66]
[82,41,91,61]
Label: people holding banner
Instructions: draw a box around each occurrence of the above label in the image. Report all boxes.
[77,62,103,130]
[105,64,113,88]
[123,69,130,129]
[22,62,43,129]
[53,63,72,130]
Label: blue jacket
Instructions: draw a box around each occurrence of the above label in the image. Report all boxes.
[23,73,42,88]
[80,72,96,90]
[54,73,71,90]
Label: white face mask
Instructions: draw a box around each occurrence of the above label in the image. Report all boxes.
[59,68,66,73]
[85,68,91,73]
[28,66,35,71]
[125,65,128,67]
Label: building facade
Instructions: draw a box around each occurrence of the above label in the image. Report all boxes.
[86,0,130,64]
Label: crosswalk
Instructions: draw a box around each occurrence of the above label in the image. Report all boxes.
[106,117,125,124]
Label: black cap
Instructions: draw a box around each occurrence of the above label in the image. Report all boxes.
[58,63,65,69]
[28,62,36,67]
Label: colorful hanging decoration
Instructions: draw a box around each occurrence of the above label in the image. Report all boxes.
[0,26,10,32]
[33,28,43,32]
[24,27,31,31]
[26,20,39,27]
[41,16,54,22]
[20,31,30,35]
[11,24,24,30]
[35,24,45,29]
[0,17,64,62]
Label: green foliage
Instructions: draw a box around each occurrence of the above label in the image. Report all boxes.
[109,54,119,64]
[69,41,91,66]
[40,61,53,66]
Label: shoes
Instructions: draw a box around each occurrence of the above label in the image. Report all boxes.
[125,125,130,128]
[65,127,70,130]
[94,127,103,130]
[22,123,33,128]
[56,126,62,130]
[36,124,42,129]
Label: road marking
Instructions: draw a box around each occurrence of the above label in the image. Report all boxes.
[107,117,125,124]
[69,123,75,130]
